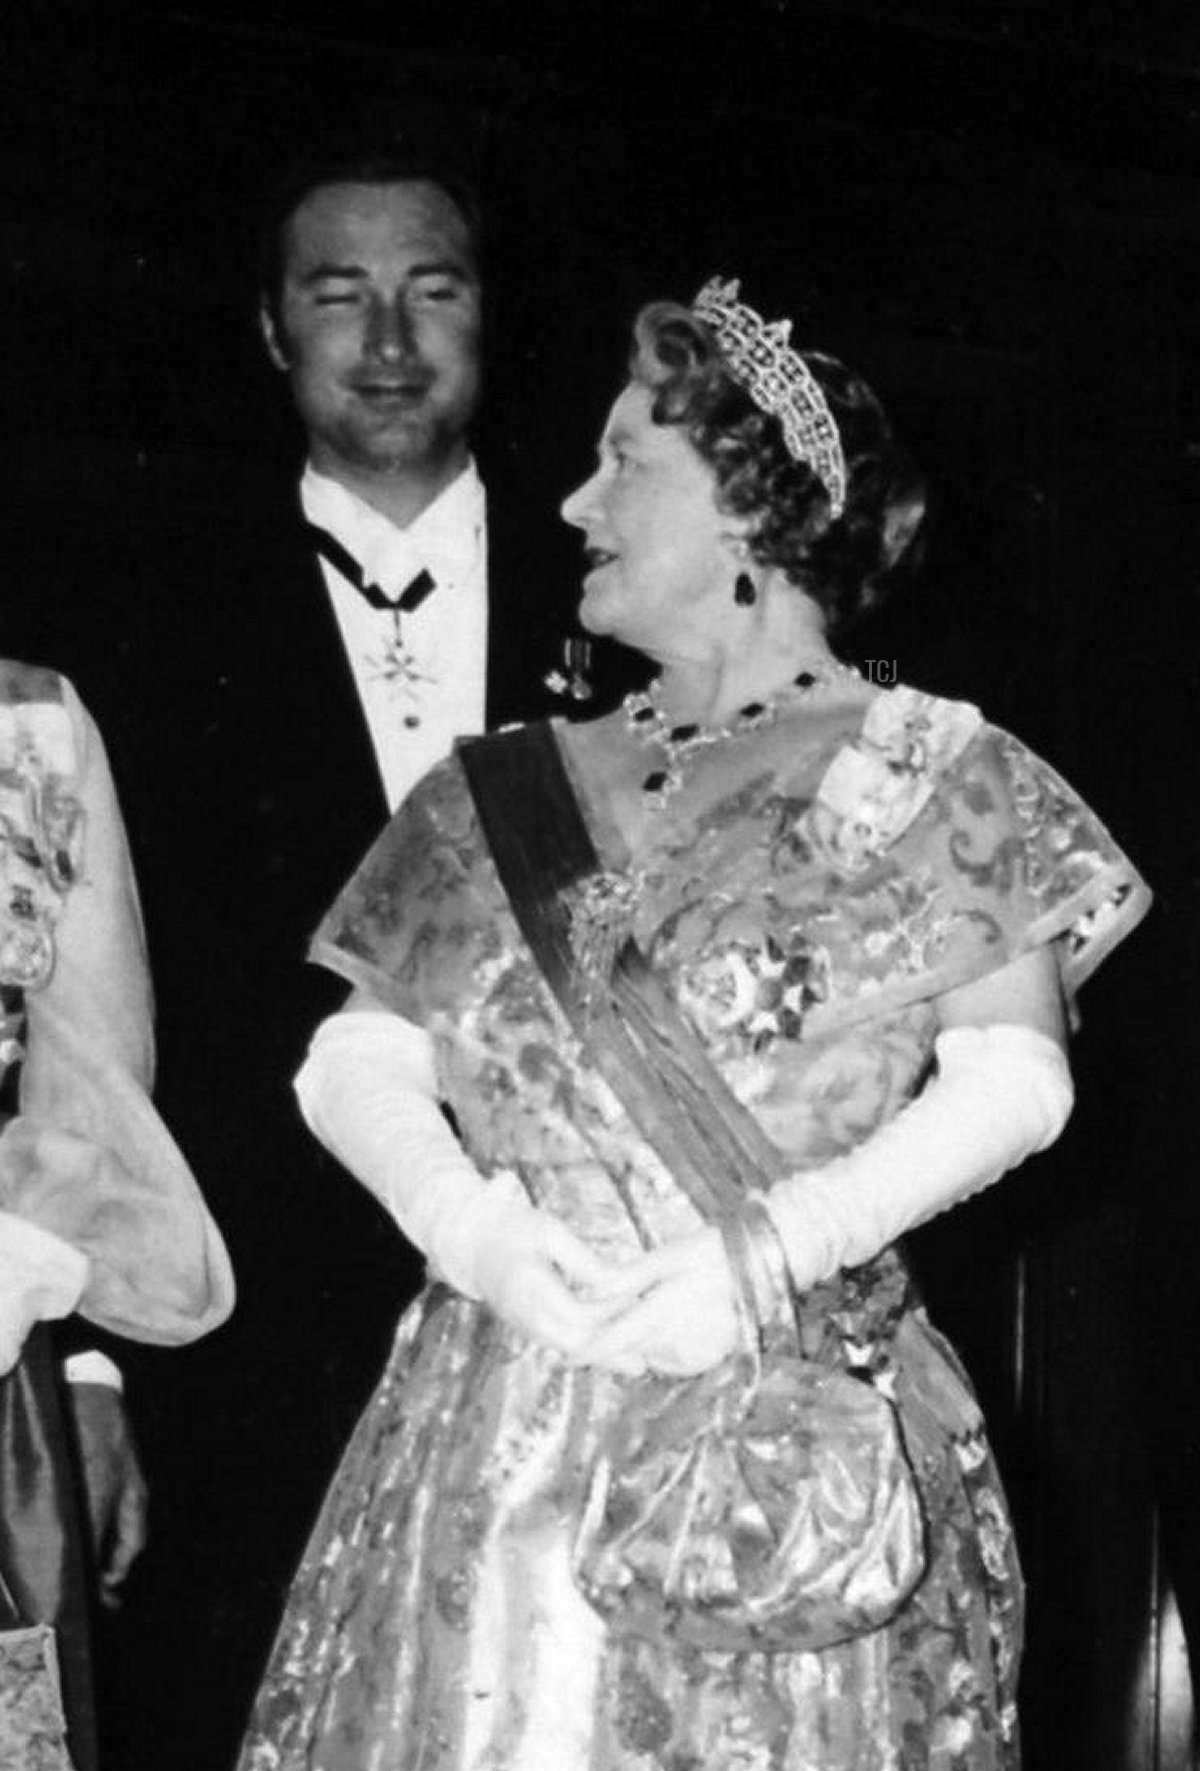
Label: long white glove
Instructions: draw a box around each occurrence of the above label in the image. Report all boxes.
[763,1021,1073,1291]
[295,1010,620,1354]
[0,1211,90,1376]
[577,1021,1072,1375]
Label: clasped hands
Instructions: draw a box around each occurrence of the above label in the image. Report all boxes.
[470,1205,744,1378]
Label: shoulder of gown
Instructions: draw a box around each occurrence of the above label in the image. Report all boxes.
[788,681,1152,1030]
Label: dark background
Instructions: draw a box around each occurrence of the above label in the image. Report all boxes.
[3,3,1200,1767]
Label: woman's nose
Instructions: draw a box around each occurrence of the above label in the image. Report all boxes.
[561,472,598,529]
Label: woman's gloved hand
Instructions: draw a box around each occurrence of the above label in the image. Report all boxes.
[574,1227,744,1377]
[446,1186,629,1358]
[296,1009,636,1360]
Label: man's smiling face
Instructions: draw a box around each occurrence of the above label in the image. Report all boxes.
[263,179,482,497]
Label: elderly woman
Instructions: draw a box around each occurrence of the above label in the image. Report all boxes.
[0,662,234,1769]
[240,281,1148,1770]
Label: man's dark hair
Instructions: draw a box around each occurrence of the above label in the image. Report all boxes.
[258,146,483,324]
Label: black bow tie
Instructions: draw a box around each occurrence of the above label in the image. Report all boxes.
[305,523,436,615]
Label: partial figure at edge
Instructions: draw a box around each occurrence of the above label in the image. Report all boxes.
[0,662,234,1770]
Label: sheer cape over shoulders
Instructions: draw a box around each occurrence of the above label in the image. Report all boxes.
[312,682,1150,1041]
[0,659,234,1344]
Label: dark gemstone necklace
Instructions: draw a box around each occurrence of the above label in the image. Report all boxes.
[623,659,860,803]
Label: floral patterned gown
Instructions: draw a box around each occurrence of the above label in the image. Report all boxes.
[239,681,1149,1771]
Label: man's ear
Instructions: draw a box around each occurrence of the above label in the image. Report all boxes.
[259,298,290,373]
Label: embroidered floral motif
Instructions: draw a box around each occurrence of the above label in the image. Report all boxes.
[676,932,831,1050]
[0,1624,70,1766]
[0,698,82,992]
[973,1488,1016,1585]
[983,732,1149,988]
[849,870,951,987]
[805,687,982,875]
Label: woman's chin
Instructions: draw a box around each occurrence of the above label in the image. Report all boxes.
[578,585,617,637]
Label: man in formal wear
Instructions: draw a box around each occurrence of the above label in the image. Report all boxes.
[140,150,579,1402]
[257,158,567,810]
[90,151,611,1768]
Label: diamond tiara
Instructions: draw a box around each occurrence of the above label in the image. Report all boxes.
[692,277,847,520]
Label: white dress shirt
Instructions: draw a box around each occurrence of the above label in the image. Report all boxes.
[301,461,489,812]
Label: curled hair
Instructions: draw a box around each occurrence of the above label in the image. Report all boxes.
[631,301,924,634]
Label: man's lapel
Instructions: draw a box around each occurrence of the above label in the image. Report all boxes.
[275,502,382,792]
[237,492,391,915]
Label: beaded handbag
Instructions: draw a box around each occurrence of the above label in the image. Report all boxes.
[459,722,926,1652]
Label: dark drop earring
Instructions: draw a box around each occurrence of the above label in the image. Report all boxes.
[734,572,758,607]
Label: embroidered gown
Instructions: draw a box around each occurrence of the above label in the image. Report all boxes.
[239,682,1149,1771]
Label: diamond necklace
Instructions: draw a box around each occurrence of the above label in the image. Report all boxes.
[624,659,860,803]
